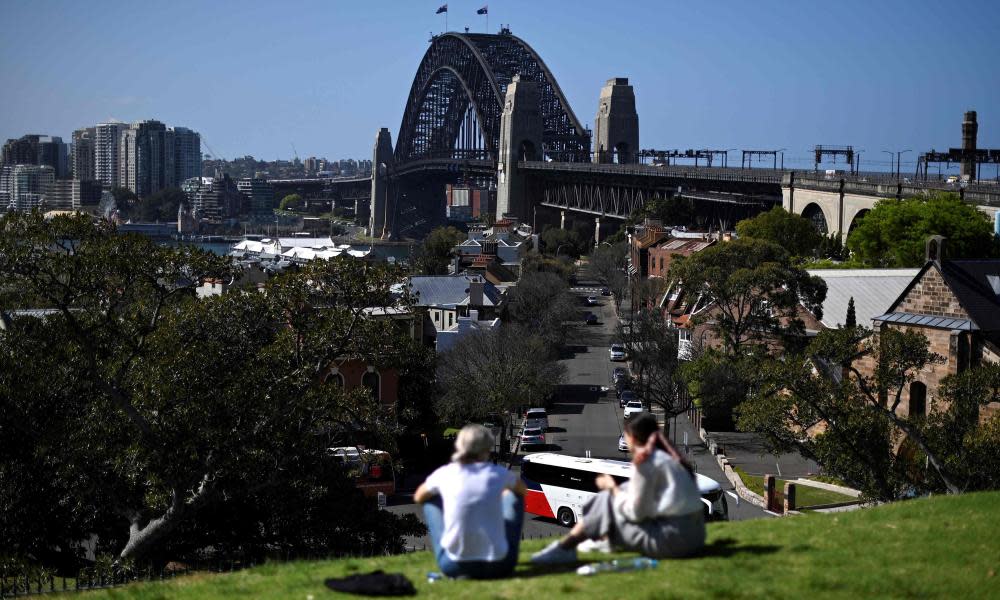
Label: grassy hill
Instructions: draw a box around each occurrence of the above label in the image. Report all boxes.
[61,491,999,599]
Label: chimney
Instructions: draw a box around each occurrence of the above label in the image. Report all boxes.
[926,235,945,265]
[961,110,978,181]
[469,277,485,306]
[469,309,479,322]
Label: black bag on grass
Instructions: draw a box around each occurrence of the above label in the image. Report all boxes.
[324,570,417,596]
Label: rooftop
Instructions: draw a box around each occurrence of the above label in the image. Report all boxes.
[807,268,920,328]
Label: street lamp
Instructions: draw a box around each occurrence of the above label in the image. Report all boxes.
[897,149,912,179]
[881,150,895,178]
[777,148,786,170]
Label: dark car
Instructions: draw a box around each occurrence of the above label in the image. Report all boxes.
[584,312,599,325]
[611,367,628,384]
[601,287,611,296]
[619,389,637,409]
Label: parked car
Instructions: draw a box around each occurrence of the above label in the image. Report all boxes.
[611,367,628,384]
[609,344,626,361]
[586,295,599,306]
[521,427,546,448]
[525,407,549,430]
[584,312,599,325]
[601,287,611,296]
[619,389,636,408]
[618,434,628,452]
[624,400,644,419]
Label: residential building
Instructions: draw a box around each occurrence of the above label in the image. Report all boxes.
[171,127,201,184]
[181,174,243,224]
[1,135,68,178]
[95,121,127,187]
[627,219,668,278]
[72,127,97,181]
[72,179,104,210]
[435,309,501,352]
[237,177,274,216]
[446,184,496,222]
[42,180,76,210]
[803,268,919,331]
[1,165,55,212]
[408,275,504,341]
[118,120,174,197]
[453,219,535,276]
[855,238,1000,422]
[647,237,716,279]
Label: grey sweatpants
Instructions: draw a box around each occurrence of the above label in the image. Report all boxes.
[580,490,705,559]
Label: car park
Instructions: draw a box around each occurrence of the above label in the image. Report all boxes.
[619,389,636,408]
[520,427,546,448]
[609,344,626,361]
[624,400,644,419]
[525,407,549,430]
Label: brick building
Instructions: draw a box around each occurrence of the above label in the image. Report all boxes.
[859,237,1000,421]
[647,237,716,279]
[627,220,668,278]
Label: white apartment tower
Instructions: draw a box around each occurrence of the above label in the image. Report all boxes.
[95,121,127,188]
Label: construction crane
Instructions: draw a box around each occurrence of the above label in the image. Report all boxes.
[290,143,300,163]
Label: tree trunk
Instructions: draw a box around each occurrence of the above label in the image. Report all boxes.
[118,474,213,562]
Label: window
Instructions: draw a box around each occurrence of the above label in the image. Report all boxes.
[362,371,380,402]
[326,372,344,387]
[909,381,927,418]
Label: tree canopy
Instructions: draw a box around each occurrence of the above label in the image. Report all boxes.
[501,270,577,352]
[668,237,827,355]
[735,206,822,259]
[133,187,187,222]
[278,193,303,211]
[846,193,1000,267]
[738,326,1000,502]
[413,225,465,275]
[539,226,588,258]
[0,211,425,568]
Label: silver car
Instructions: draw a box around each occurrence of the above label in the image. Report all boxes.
[521,427,546,448]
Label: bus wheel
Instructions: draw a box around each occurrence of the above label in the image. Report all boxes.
[557,507,576,527]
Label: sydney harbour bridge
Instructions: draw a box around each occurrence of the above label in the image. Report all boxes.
[272,29,1000,241]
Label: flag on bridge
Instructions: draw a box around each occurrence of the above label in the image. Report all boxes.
[436,4,448,14]
[477,5,488,15]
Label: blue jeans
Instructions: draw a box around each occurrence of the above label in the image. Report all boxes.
[422,493,524,579]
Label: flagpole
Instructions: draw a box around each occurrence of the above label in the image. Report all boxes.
[445,10,448,32]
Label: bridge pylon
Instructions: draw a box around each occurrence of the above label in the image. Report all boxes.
[369,127,394,238]
[496,75,543,223]
[593,77,639,164]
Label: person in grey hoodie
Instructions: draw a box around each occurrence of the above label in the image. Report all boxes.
[531,412,705,564]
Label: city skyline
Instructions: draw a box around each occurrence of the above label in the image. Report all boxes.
[2,0,999,171]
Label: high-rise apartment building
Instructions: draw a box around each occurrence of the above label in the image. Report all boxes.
[171,127,202,184]
[1,135,68,178]
[118,120,175,198]
[0,164,56,212]
[72,127,97,181]
[95,121,127,188]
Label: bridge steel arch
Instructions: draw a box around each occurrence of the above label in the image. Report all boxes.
[394,32,591,165]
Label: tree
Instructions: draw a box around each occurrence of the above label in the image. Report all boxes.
[520,253,576,283]
[435,326,566,430]
[736,206,822,259]
[413,225,465,275]
[589,242,628,312]
[845,296,857,328]
[135,187,187,222]
[502,271,577,352]
[846,193,1000,267]
[738,326,1000,502]
[668,237,827,356]
[110,187,139,215]
[539,226,585,257]
[0,211,425,567]
[279,193,303,211]
[679,349,754,431]
[618,307,689,419]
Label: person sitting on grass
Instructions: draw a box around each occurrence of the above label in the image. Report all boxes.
[414,424,526,579]
[531,412,705,564]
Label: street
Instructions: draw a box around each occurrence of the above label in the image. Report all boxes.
[387,272,769,550]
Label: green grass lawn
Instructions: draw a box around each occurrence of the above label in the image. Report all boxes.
[734,466,857,507]
[54,491,1000,599]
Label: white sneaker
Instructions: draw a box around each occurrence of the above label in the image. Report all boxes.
[530,541,578,565]
[577,538,612,554]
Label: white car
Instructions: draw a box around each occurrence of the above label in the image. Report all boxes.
[609,344,626,361]
[521,427,546,448]
[617,434,628,452]
[525,407,549,431]
[623,400,644,419]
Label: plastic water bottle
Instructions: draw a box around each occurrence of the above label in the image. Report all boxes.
[576,557,659,576]
[426,572,443,583]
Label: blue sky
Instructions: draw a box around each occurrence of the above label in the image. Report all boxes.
[2,0,998,172]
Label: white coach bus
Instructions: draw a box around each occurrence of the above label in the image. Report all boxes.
[521,453,728,527]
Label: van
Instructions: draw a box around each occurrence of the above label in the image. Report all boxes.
[525,407,549,431]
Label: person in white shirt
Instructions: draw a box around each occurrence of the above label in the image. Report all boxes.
[415,424,527,578]
[531,412,705,564]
